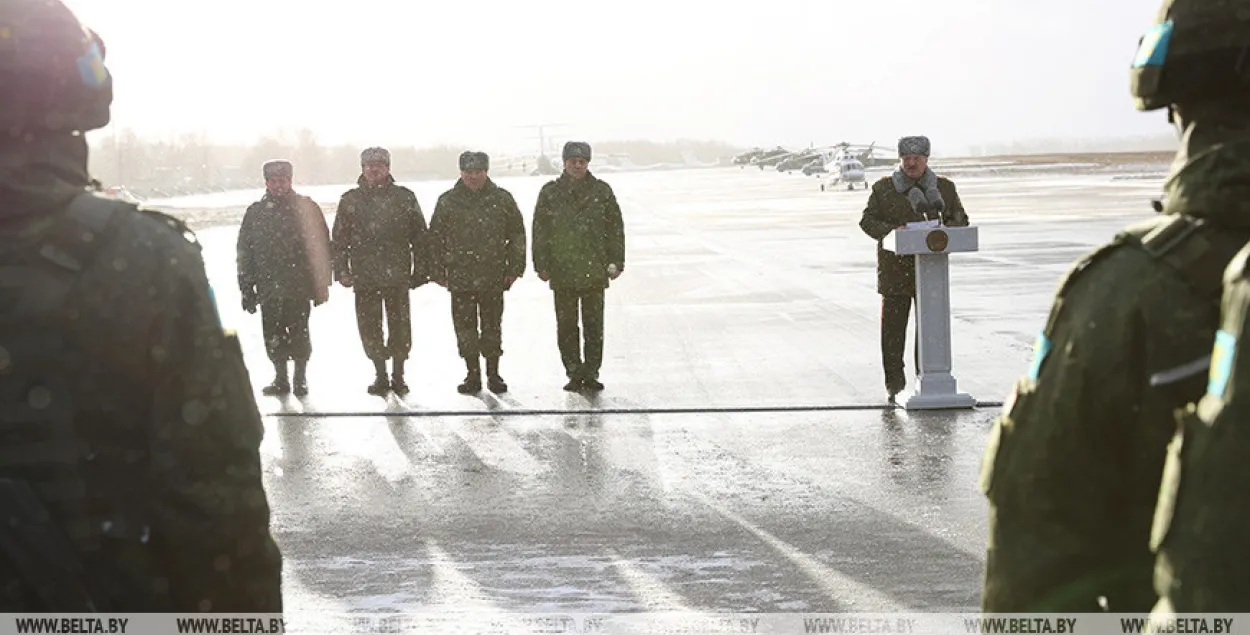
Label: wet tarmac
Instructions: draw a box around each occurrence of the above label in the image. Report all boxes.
[184,165,1165,624]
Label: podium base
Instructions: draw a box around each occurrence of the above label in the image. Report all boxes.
[903,391,976,410]
[901,372,977,410]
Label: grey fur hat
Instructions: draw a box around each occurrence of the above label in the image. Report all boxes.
[563,141,592,161]
[361,147,390,165]
[897,136,931,157]
[262,159,293,179]
[459,151,489,171]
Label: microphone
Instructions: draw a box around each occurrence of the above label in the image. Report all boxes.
[925,188,945,222]
[908,188,931,219]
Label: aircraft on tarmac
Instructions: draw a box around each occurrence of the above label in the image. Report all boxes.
[819,153,869,191]
[733,147,792,169]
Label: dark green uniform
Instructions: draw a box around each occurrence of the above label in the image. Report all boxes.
[981,0,1250,616]
[532,171,625,387]
[859,174,968,396]
[979,195,1250,612]
[1152,240,1250,614]
[236,189,332,394]
[428,178,526,390]
[0,0,280,612]
[332,174,428,389]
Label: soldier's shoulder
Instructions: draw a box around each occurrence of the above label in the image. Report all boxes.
[1051,224,1161,301]
[593,178,617,194]
[936,175,958,187]
[73,193,198,249]
[390,183,417,197]
[125,205,201,254]
[79,198,207,283]
[244,197,269,214]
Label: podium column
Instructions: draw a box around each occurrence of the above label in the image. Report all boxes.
[890,226,978,410]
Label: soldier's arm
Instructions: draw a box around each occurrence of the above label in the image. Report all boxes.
[505,194,527,278]
[408,192,429,281]
[859,185,895,240]
[330,193,353,281]
[236,207,257,296]
[604,184,626,271]
[148,236,283,612]
[427,199,448,283]
[304,199,333,296]
[980,251,1142,612]
[531,187,552,274]
[943,180,969,227]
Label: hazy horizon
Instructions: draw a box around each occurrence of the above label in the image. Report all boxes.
[67,0,1168,157]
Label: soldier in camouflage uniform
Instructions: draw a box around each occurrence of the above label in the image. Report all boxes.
[1145,0,1250,615]
[978,0,1250,612]
[0,0,282,611]
[532,141,626,392]
[332,147,429,396]
[428,151,526,394]
[237,160,332,396]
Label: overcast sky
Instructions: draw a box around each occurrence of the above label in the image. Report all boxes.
[65,0,1166,154]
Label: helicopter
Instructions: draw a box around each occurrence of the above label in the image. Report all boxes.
[819,153,869,191]
[733,146,792,169]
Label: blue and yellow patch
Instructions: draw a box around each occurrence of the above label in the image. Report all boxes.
[1133,19,1173,68]
[1026,332,1052,381]
[1208,329,1236,399]
[76,40,107,88]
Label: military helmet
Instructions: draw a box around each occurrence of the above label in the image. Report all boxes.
[0,0,112,135]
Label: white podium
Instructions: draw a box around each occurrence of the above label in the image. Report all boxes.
[889,224,979,410]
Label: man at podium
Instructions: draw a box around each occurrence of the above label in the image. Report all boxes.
[858,136,969,402]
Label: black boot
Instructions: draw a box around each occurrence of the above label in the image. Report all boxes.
[262,360,290,396]
[390,358,409,395]
[292,359,308,396]
[485,356,507,394]
[367,359,389,395]
[457,356,482,394]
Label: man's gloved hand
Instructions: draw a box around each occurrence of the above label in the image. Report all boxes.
[242,290,258,314]
[314,287,329,306]
[504,276,518,291]
[410,274,428,289]
[339,274,354,288]
[538,271,550,282]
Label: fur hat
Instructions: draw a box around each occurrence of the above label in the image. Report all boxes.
[562,141,592,161]
[361,147,390,165]
[897,136,931,157]
[262,159,293,179]
[459,151,489,171]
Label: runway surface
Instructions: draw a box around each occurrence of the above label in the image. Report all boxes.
[169,163,1166,629]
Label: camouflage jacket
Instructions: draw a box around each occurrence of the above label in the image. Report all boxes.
[531,172,625,290]
[0,138,282,611]
[427,179,526,292]
[858,175,968,296]
[332,175,429,290]
[979,139,1250,612]
[237,192,332,303]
